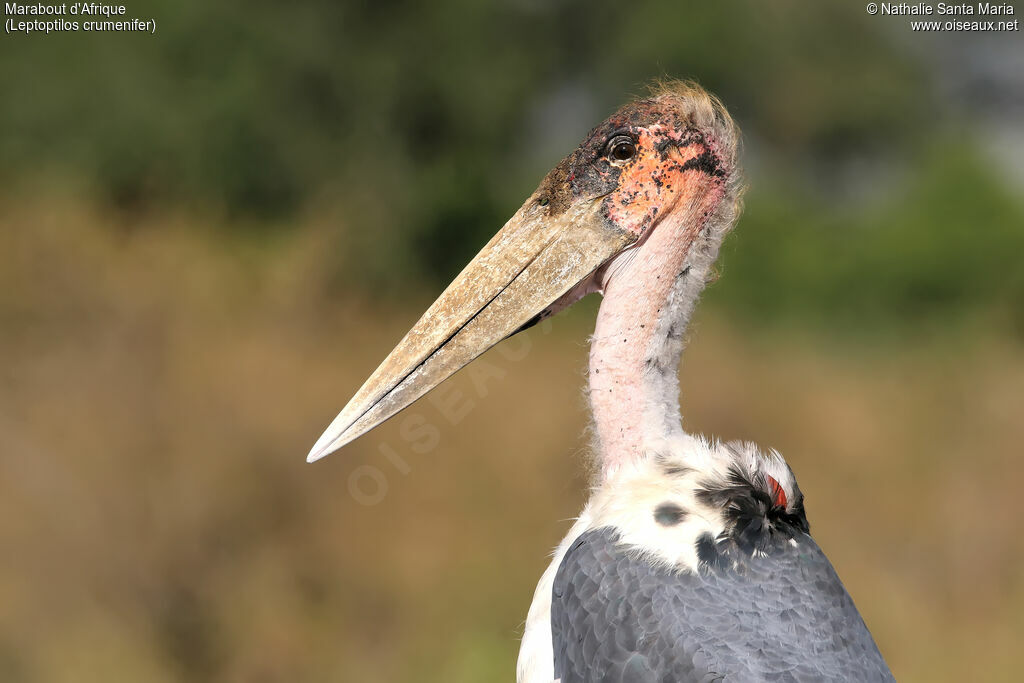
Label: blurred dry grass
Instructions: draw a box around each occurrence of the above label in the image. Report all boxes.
[2,199,1022,682]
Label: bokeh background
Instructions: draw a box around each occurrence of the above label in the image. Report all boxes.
[2,1,1022,681]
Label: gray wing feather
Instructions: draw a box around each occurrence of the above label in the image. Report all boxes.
[551,527,893,683]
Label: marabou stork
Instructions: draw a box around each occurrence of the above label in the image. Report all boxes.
[308,82,894,682]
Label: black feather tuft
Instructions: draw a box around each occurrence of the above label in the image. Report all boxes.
[696,466,809,555]
[695,532,724,570]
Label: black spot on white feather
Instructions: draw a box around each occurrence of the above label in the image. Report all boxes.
[663,463,691,477]
[653,503,686,526]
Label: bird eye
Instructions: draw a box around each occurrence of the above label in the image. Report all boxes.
[605,135,636,164]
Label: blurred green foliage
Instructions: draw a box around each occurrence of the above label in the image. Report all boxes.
[1,0,1020,334]
[715,143,1024,335]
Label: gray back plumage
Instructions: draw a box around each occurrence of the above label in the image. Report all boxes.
[551,526,893,683]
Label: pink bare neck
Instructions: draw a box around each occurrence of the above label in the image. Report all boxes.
[588,188,726,480]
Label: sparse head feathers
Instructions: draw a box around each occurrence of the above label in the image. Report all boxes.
[646,79,741,170]
[649,80,745,239]
[645,79,745,238]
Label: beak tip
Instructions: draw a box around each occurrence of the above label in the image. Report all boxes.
[305,198,630,462]
[306,406,364,463]
[306,430,343,463]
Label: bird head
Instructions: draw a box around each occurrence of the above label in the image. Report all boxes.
[308,82,741,462]
[536,85,737,242]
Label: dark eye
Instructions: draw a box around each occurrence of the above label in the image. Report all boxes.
[606,135,636,163]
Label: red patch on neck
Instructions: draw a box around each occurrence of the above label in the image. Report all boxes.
[765,475,788,509]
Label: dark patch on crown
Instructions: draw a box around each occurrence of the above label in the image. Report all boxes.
[696,466,809,556]
[680,148,725,178]
[653,503,687,527]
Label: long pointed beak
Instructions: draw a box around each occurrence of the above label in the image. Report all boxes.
[307,194,635,462]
